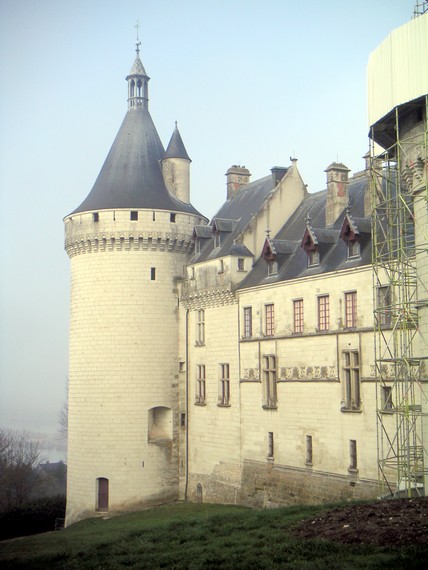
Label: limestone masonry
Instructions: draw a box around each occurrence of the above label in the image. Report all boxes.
[65,15,428,525]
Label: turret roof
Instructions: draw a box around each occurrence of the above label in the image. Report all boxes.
[127,50,148,77]
[70,52,202,217]
[163,124,191,161]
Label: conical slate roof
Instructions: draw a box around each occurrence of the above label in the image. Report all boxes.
[71,57,201,216]
[127,52,148,77]
[163,124,191,161]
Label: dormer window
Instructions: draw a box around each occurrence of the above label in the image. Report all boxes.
[308,249,320,267]
[347,240,360,259]
[214,232,221,248]
[267,260,278,276]
[340,213,364,260]
[195,238,201,254]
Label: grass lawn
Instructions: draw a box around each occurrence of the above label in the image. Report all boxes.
[0,501,426,569]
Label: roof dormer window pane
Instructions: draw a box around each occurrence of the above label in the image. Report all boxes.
[348,240,360,259]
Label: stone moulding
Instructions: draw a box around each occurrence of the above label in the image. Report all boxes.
[181,285,237,309]
[65,232,194,258]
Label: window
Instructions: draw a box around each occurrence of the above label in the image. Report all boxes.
[218,259,224,273]
[180,412,186,427]
[195,365,206,404]
[150,267,156,281]
[96,477,109,511]
[382,386,393,411]
[308,250,319,267]
[265,304,274,336]
[218,363,230,405]
[345,291,357,328]
[343,351,360,410]
[377,286,391,326]
[238,258,245,271]
[170,213,176,223]
[196,309,205,345]
[347,240,360,259]
[293,299,304,333]
[267,260,278,276]
[262,355,277,408]
[152,211,156,221]
[318,295,329,331]
[268,432,274,458]
[130,210,138,221]
[349,440,358,470]
[93,212,99,223]
[306,435,313,465]
[214,232,221,248]
[243,307,252,338]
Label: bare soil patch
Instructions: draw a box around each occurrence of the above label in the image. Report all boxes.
[292,497,428,546]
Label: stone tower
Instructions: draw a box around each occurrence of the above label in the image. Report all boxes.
[64,44,206,525]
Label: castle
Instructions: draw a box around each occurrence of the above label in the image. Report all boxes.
[64,13,428,525]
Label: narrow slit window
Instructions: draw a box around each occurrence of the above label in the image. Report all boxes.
[151,267,156,281]
[268,432,274,458]
[170,213,176,223]
[349,440,357,470]
[93,212,99,223]
[306,435,313,464]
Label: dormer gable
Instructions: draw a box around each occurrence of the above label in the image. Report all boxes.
[212,218,239,248]
[301,222,338,267]
[262,236,299,276]
[301,219,320,267]
[193,225,212,254]
[340,212,371,259]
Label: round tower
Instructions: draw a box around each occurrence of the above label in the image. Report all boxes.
[64,44,206,525]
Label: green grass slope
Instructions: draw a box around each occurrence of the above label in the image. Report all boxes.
[0,502,426,569]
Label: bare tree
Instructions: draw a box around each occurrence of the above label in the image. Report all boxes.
[0,429,42,510]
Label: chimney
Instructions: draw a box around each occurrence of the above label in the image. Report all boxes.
[325,162,350,226]
[226,165,251,200]
[271,166,288,187]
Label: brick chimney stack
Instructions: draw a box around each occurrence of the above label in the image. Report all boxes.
[325,162,350,226]
[226,165,251,200]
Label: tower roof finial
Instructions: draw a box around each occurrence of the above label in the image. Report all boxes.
[135,20,141,54]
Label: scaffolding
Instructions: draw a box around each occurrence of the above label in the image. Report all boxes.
[371,95,428,497]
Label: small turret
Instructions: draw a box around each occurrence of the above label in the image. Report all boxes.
[161,122,192,203]
[126,42,150,110]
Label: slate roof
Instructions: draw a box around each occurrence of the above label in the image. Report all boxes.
[163,124,191,161]
[239,175,372,289]
[192,173,282,262]
[70,54,203,218]
[127,52,148,77]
